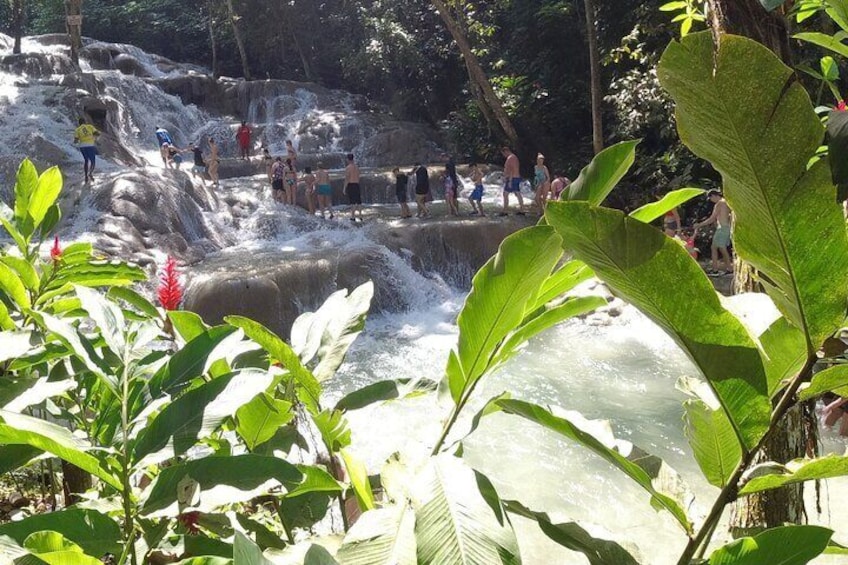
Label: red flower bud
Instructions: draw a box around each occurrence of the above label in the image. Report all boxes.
[157,256,183,311]
[177,511,201,535]
[838,100,847,112]
[50,235,62,261]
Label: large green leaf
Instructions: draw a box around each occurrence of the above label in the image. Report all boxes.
[234,531,274,565]
[0,331,34,363]
[708,525,832,564]
[545,202,770,451]
[0,445,43,474]
[659,31,848,351]
[0,376,74,412]
[526,260,594,313]
[0,508,122,558]
[13,159,37,234]
[794,32,848,59]
[313,409,352,453]
[738,455,848,495]
[0,257,39,290]
[334,378,438,412]
[336,504,416,565]
[22,531,102,565]
[133,369,274,466]
[225,316,321,411]
[27,166,62,230]
[149,325,236,397]
[681,391,742,488]
[340,448,375,512]
[107,286,159,320]
[628,187,705,223]
[141,455,340,517]
[798,364,848,400]
[0,410,120,489]
[168,310,209,341]
[503,501,639,565]
[236,393,294,451]
[563,140,639,205]
[0,262,30,309]
[412,455,520,565]
[75,286,125,357]
[759,317,807,397]
[447,226,563,404]
[288,282,374,382]
[498,399,692,533]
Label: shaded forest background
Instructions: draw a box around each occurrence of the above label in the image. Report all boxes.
[0,0,721,206]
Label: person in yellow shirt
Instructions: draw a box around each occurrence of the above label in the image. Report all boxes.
[73,118,100,183]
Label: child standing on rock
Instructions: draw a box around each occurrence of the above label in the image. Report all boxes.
[469,163,485,216]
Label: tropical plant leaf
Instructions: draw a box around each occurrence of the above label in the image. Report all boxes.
[27,166,62,230]
[628,187,705,223]
[107,287,160,320]
[447,226,563,404]
[336,504,416,565]
[0,508,122,558]
[738,455,848,495]
[288,282,374,382]
[236,393,294,451]
[682,394,742,488]
[759,317,807,397]
[498,399,692,533]
[140,455,340,517]
[168,311,209,341]
[334,379,438,412]
[148,325,236,397]
[0,257,38,290]
[795,32,848,59]
[75,286,126,357]
[659,31,848,351]
[412,455,520,565]
[133,369,274,466]
[798,364,848,400]
[313,409,351,453]
[225,316,321,411]
[234,531,274,565]
[23,531,103,565]
[0,410,120,489]
[0,331,34,363]
[563,140,639,205]
[0,445,43,474]
[0,262,30,309]
[0,376,74,412]
[708,525,832,564]
[526,260,594,313]
[545,202,770,451]
[503,501,639,565]
[13,159,37,235]
[340,448,375,512]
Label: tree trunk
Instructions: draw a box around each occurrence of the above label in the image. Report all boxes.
[709,0,812,532]
[65,0,82,67]
[288,23,314,81]
[11,0,24,55]
[207,0,220,78]
[431,0,519,147]
[583,0,604,154]
[225,0,251,81]
[61,460,92,506]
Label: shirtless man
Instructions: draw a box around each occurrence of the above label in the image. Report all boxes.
[695,189,732,276]
[500,146,525,216]
[344,153,363,222]
[207,138,220,187]
[315,163,333,218]
[303,167,317,215]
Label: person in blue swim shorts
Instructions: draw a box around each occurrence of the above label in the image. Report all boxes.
[499,146,525,216]
[74,118,100,184]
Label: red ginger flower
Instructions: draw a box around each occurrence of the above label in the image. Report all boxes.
[177,511,201,535]
[50,235,62,261]
[838,100,847,112]
[157,256,183,311]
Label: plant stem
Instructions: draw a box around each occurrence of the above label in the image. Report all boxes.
[118,355,137,565]
[676,355,817,564]
[271,498,296,544]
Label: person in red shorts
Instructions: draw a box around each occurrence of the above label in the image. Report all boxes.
[235,121,252,160]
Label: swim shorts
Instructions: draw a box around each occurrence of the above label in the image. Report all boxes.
[505,178,521,193]
[287,178,296,187]
[272,179,284,191]
[471,184,484,201]
[712,225,731,248]
[347,183,362,205]
[79,146,97,161]
[317,184,332,196]
[396,186,407,203]
[192,165,207,174]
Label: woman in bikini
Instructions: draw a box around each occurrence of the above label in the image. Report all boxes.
[533,153,551,212]
[285,159,298,205]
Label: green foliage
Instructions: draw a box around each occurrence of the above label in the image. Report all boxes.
[707,526,832,564]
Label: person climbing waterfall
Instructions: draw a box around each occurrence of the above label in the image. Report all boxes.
[208,138,220,187]
[533,153,551,212]
[444,154,460,215]
[394,167,411,219]
[315,162,333,219]
[73,117,100,184]
[236,121,252,160]
[344,153,363,222]
[155,126,173,166]
[500,145,525,216]
[285,139,298,167]
[190,143,207,185]
[303,167,317,215]
[694,189,733,276]
[271,157,285,203]
[469,162,485,216]
[262,146,273,180]
[414,163,430,218]
[285,159,298,206]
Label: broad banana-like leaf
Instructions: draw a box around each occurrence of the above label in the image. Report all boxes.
[526,260,594,313]
[107,286,160,320]
[0,331,32,364]
[0,376,74,412]
[334,378,438,412]
[545,202,770,451]
[141,455,340,517]
[22,531,103,565]
[340,448,375,511]
[0,410,120,489]
[12,159,37,236]
[738,455,848,495]
[133,369,274,466]
[446,226,563,404]
[798,364,848,400]
[503,501,639,565]
[659,32,848,351]
[236,393,294,451]
[149,325,236,397]
[226,316,321,411]
[794,32,848,59]
[75,285,125,356]
[289,282,374,382]
[679,377,742,488]
[336,504,416,565]
[0,508,121,558]
[708,525,832,564]
[628,187,704,223]
[563,140,639,205]
[412,455,520,565]
[498,399,692,534]
[234,531,275,565]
